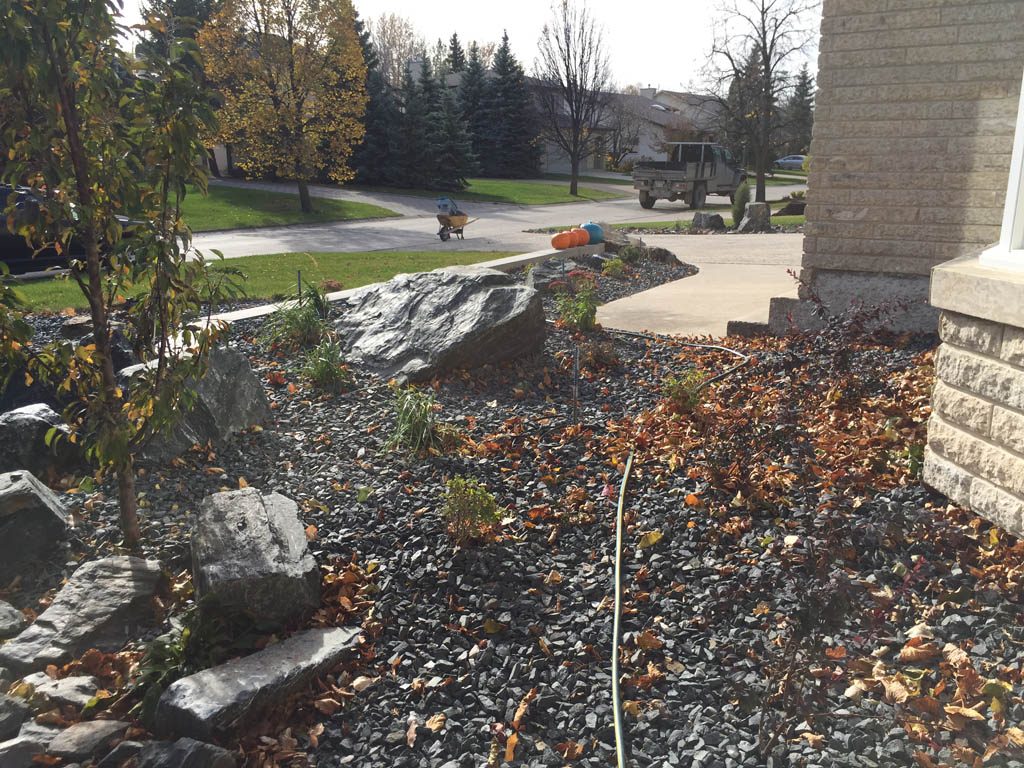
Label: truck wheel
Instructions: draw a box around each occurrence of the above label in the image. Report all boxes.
[639,191,655,209]
[689,183,707,210]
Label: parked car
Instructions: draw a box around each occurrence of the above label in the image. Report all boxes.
[773,154,807,171]
[1,185,135,275]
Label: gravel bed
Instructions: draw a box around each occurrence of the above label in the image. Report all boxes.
[11,258,1024,768]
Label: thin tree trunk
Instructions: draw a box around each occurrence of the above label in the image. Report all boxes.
[298,179,313,213]
[755,169,767,203]
[569,157,580,197]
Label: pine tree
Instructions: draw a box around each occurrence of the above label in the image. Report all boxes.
[783,65,814,154]
[458,43,492,172]
[434,87,478,190]
[351,9,401,185]
[482,32,539,177]
[398,66,430,187]
[447,32,466,72]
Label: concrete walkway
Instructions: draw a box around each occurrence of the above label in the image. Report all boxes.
[597,233,803,337]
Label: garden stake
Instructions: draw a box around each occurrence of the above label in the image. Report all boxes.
[572,343,580,427]
[612,447,635,768]
[297,269,302,301]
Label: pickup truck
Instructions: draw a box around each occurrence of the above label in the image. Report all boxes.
[632,142,746,209]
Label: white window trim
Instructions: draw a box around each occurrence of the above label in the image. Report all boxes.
[980,68,1024,271]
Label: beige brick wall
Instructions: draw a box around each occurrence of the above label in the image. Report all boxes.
[924,310,1024,534]
[805,0,1024,277]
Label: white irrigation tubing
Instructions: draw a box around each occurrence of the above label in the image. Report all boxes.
[612,447,635,768]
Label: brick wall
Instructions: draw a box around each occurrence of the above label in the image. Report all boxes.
[924,310,1024,533]
[807,0,1024,278]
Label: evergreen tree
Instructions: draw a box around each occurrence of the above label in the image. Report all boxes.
[458,43,492,171]
[783,64,815,154]
[482,32,539,177]
[447,32,466,72]
[398,66,430,187]
[429,38,450,80]
[351,9,401,185]
[137,0,214,57]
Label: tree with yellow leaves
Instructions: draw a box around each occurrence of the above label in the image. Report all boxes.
[200,0,367,212]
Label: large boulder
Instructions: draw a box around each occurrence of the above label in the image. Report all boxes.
[333,267,546,382]
[0,556,163,675]
[0,404,80,479]
[737,201,771,233]
[0,471,69,584]
[119,346,270,462]
[192,489,319,626]
[156,627,360,740]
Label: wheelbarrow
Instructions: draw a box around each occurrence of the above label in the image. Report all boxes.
[436,196,475,241]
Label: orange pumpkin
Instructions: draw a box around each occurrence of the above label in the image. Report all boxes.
[573,228,591,246]
[551,231,573,250]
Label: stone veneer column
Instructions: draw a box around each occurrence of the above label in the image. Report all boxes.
[924,258,1024,533]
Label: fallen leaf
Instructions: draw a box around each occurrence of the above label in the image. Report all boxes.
[638,530,663,549]
[881,676,910,704]
[504,732,518,763]
[406,714,418,748]
[238,476,249,488]
[909,695,943,719]
[425,713,446,732]
[351,676,378,693]
[314,697,341,716]
[637,630,663,651]
[800,732,824,749]
[899,642,941,663]
[305,524,318,541]
[684,493,702,507]
[943,643,969,666]
[944,704,985,721]
[512,688,538,730]
[483,618,507,634]
[906,623,934,639]
[556,741,584,760]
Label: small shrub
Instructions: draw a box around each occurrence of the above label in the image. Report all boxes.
[260,284,331,352]
[801,155,811,172]
[554,271,598,331]
[443,476,501,546]
[788,190,806,201]
[301,338,354,392]
[731,181,751,227]
[662,369,706,412]
[320,278,344,293]
[385,384,461,455]
[601,257,626,278]
[579,337,620,371]
[619,244,644,264]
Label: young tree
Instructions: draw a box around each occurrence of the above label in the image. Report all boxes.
[708,0,818,201]
[485,32,540,178]
[201,0,367,212]
[605,86,646,168]
[429,37,451,80]
[534,0,611,195]
[1,0,238,549]
[371,13,423,89]
[447,32,467,73]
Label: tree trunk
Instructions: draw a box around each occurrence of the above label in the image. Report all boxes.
[755,169,767,203]
[298,180,313,213]
[569,156,580,197]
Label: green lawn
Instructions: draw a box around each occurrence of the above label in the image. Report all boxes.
[541,173,635,186]
[13,250,516,312]
[613,213,805,230]
[182,185,399,232]
[350,177,625,205]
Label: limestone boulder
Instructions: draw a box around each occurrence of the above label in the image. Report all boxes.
[0,404,80,479]
[0,557,163,674]
[156,627,360,740]
[737,201,771,233]
[120,346,271,462]
[192,489,319,625]
[333,267,546,382]
[0,471,69,584]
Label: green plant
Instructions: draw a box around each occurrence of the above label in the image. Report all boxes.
[662,369,706,412]
[801,155,811,172]
[385,385,461,455]
[601,257,626,278]
[731,181,751,227]
[788,190,806,201]
[260,286,330,352]
[300,338,354,392]
[554,270,598,331]
[619,244,644,264]
[443,476,501,546]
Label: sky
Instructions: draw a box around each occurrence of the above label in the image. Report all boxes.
[118,0,822,91]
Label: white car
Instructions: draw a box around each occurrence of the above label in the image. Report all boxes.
[773,154,807,170]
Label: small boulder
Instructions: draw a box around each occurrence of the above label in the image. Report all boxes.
[692,212,726,231]
[0,405,80,479]
[0,694,30,741]
[136,737,237,768]
[59,316,94,340]
[333,267,546,382]
[0,471,69,584]
[20,673,100,709]
[0,601,27,639]
[0,556,163,675]
[774,199,806,217]
[641,246,680,265]
[46,719,129,761]
[192,489,319,626]
[156,627,360,740]
[525,259,580,293]
[595,221,631,254]
[737,202,771,232]
[120,346,270,463]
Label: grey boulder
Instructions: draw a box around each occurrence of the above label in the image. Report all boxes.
[120,346,270,462]
[193,489,319,625]
[0,470,69,584]
[46,719,129,761]
[692,212,726,231]
[333,267,545,382]
[21,672,100,709]
[0,600,27,638]
[737,201,771,232]
[526,259,580,292]
[0,404,80,479]
[0,694,29,741]
[157,627,360,740]
[0,556,163,674]
[136,738,237,768]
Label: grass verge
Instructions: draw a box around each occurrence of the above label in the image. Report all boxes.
[350,177,625,205]
[183,185,399,232]
[13,250,516,313]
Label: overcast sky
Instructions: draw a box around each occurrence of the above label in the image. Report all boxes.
[118,0,822,91]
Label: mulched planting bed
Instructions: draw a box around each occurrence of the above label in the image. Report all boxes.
[11,262,1024,768]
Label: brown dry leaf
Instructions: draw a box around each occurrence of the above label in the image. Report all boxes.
[545,570,563,585]
[512,688,538,730]
[623,700,642,717]
[825,646,847,660]
[406,714,418,748]
[556,741,584,760]
[881,676,911,704]
[844,679,869,701]
[425,713,447,732]
[308,723,324,749]
[944,704,985,721]
[907,623,935,639]
[483,618,507,634]
[913,752,939,768]
[943,643,969,666]
[504,732,518,763]
[238,476,249,489]
[305,524,318,541]
[638,530,664,549]
[665,659,685,674]
[1006,727,1024,747]
[684,493,702,507]
[899,642,941,663]
[637,630,663,651]
[909,695,944,719]
[800,732,824,749]
[351,676,377,693]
